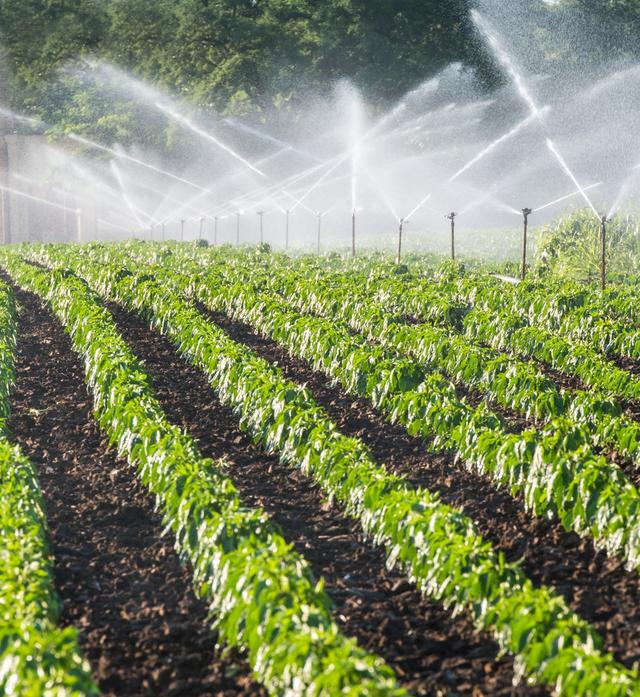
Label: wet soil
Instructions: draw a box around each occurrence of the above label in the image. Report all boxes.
[7,285,264,697]
[193,305,640,671]
[105,300,543,696]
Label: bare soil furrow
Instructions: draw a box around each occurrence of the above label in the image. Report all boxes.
[7,284,262,697]
[196,305,640,670]
[105,300,541,696]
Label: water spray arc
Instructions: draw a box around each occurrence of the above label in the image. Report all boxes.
[70,133,210,193]
[224,118,321,164]
[471,11,599,219]
[533,182,603,214]
[285,209,290,250]
[447,110,547,184]
[155,102,267,178]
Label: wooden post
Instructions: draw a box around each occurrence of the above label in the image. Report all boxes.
[351,209,356,257]
[447,212,457,260]
[396,218,405,264]
[521,208,532,281]
[601,214,607,291]
[257,210,264,244]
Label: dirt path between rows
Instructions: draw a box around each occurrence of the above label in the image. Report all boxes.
[7,284,263,697]
[106,300,543,696]
[195,304,640,670]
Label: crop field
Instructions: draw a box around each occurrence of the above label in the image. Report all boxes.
[5,241,640,696]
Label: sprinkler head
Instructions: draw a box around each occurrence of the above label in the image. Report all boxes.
[601,213,608,224]
[446,212,457,221]
[522,207,532,219]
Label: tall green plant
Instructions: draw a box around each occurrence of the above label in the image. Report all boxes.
[535,209,640,282]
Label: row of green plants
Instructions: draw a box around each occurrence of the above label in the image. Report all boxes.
[463,308,640,400]
[34,243,640,572]
[444,273,640,364]
[371,261,640,404]
[153,256,640,568]
[34,245,640,695]
[0,280,97,696]
[63,243,640,464]
[1,254,408,696]
[133,246,640,468]
[245,253,640,418]
[379,264,640,366]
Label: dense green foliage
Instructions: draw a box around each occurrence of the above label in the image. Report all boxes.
[0,280,97,696]
[1,253,408,696]
[24,240,640,695]
[535,210,640,282]
[3,0,640,142]
[0,0,478,131]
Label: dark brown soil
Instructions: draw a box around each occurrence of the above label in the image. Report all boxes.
[609,354,640,377]
[193,306,640,671]
[105,301,544,697]
[7,285,264,697]
[449,334,640,486]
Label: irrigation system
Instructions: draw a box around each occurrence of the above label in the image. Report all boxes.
[1,4,637,291]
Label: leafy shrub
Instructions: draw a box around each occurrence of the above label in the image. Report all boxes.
[535,209,640,281]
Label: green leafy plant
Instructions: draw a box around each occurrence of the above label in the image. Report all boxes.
[1,256,407,697]
[0,280,97,696]
[26,245,640,695]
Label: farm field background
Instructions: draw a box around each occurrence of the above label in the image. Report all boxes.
[4,240,640,695]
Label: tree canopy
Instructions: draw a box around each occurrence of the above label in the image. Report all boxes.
[0,0,637,146]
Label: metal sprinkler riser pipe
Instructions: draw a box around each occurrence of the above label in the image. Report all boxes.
[351,209,356,258]
[600,214,608,291]
[396,217,406,264]
[446,212,457,260]
[257,210,264,245]
[521,207,532,281]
